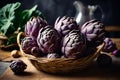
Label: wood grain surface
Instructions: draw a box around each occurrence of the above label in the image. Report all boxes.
[0,56,120,80]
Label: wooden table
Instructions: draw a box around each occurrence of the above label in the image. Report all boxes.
[0,62,10,76]
[0,56,120,80]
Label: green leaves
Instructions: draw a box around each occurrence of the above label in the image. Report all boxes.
[0,2,21,36]
[0,2,44,36]
[5,36,17,45]
[19,5,45,31]
[0,2,44,46]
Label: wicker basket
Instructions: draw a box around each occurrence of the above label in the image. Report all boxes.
[17,32,105,74]
[0,35,19,51]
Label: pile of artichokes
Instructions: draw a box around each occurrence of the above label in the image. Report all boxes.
[21,16,118,58]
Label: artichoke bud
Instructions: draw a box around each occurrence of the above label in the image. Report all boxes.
[54,16,78,36]
[37,25,61,54]
[81,19,105,46]
[62,30,86,58]
[21,36,41,57]
[25,17,48,38]
[103,38,117,52]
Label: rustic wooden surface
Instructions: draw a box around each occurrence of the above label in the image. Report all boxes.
[0,57,120,80]
[0,50,11,61]
[105,26,120,32]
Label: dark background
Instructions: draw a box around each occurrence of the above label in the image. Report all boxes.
[0,0,120,26]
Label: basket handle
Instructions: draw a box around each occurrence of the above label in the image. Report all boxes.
[93,42,105,58]
[17,32,26,56]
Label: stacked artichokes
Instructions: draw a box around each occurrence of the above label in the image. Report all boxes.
[21,16,109,58]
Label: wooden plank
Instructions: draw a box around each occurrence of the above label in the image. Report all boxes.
[0,56,120,80]
[111,38,120,49]
[0,50,11,61]
[105,26,120,32]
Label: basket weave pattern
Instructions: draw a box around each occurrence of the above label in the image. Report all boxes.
[17,32,105,74]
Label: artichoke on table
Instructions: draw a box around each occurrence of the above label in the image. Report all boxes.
[10,60,27,74]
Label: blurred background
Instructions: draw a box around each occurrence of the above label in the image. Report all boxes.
[0,0,120,37]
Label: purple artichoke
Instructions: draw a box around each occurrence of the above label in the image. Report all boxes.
[10,60,27,74]
[112,50,120,57]
[37,25,60,54]
[81,19,105,46]
[54,16,78,36]
[25,17,48,38]
[21,36,42,57]
[61,30,86,58]
[103,38,117,52]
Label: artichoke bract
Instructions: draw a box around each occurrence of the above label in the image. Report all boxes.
[81,19,105,47]
[103,38,117,52]
[61,30,86,58]
[47,53,60,58]
[25,17,48,38]
[37,25,60,54]
[21,36,42,57]
[54,16,78,36]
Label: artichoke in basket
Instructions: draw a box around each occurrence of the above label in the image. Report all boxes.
[103,38,117,52]
[61,30,86,58]
[25,17,48,38]
[37,25,61,54]
[21,36,43,57]
[54,16,78,36]
[81,19,105,47]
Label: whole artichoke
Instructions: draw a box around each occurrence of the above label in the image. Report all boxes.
[54,16,78,36]
[81,19,105,46]
[21,36,43,57]
[37,25,60,54]
[61,30,86,58]
[103,38,117,52]
[10,60,27,74]
[25,17,48,38]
